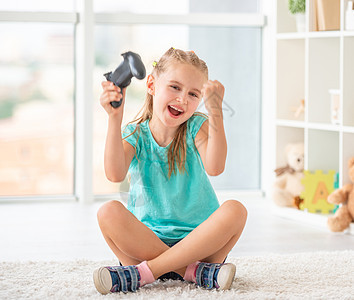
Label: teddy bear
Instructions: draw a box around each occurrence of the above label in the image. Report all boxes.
[327,157,354,232]
[272,142,304,207]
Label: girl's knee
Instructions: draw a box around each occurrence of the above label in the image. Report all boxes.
[221,200,248,224]
[97,200,126,225]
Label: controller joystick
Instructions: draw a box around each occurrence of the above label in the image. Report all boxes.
[104,51,146,108]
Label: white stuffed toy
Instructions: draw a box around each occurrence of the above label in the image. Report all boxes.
[272,143,304,207]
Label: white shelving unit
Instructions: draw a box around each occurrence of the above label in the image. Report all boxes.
[273,0,354,234]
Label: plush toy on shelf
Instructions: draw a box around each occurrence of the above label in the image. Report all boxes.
[327,157,354,232]
[273,142,304,207]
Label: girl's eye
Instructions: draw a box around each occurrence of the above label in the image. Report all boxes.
[170,85,180,90]
[189,92,198,98]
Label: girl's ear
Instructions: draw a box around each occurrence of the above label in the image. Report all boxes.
[146,74,155,95]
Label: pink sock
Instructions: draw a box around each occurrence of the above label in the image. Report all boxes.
[183,261,200,283]
[136,261,155,287]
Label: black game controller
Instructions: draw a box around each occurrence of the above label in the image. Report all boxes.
[104,51,146,108]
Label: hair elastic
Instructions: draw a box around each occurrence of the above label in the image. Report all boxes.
[152,61,157,67]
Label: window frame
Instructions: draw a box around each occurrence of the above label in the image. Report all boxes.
[0,1,265,203]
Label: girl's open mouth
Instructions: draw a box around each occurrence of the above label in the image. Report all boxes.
[168,105,184,118]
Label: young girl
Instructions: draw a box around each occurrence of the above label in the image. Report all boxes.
[94,48,247,294]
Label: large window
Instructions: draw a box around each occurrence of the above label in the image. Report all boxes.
[0,0,263,201]
[0,23,74,196]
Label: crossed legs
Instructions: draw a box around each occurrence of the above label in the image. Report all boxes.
[97,199,247,279]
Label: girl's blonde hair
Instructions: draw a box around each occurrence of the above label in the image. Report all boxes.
[124,47,208,178]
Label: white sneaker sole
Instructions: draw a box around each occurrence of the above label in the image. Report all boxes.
[216,263,236,290]
[93,267,113,295]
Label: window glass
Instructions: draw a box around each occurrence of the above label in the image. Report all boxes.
[0,0,75,12]
[190,26,262,189]
[93,24,261,193]
[0,23,74,196]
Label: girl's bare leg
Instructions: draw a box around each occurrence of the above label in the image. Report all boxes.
[98,199,247,280]
[147,200,247,279]
[97,200,186,276]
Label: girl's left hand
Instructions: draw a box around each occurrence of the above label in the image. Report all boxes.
[201,80,225,117]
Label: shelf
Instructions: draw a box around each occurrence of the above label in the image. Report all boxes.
[308,31,341,38]
[271,204,354,235]
[276,119,306,128]
[276,120,354,132]
[343,126,354,133]
[274,0,354,232]
[307,122,341,131]
[343,31,354,36]
[277,31,354,40]
[276,32,306,39]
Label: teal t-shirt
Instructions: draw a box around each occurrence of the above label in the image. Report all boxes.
[122,113,220,243]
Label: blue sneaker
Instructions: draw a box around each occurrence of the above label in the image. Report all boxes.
[195,262,236,290]
[93,265,141,295]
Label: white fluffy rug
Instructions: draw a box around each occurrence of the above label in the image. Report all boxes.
[1,251,353,300]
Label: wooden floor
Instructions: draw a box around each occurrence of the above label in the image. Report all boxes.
[1,194,353,261]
